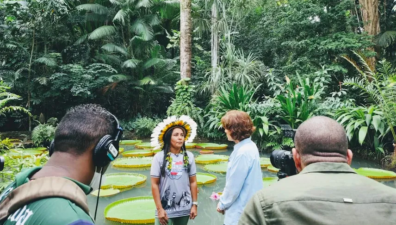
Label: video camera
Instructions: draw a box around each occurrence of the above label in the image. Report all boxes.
[270,124,297,179]
[0,156,4,171]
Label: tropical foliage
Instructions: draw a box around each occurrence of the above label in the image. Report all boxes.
[2,0,396,160]
[167,78,203,125]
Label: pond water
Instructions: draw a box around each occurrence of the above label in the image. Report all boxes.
[87,143,396,225]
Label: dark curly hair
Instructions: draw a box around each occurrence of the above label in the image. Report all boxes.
[54,104,117,155]
[221,110,255,141]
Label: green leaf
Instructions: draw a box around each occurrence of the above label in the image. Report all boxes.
[259,128,264,137]
[76,4,108,14]
[122,59,141,68]
[136,0,153,8]
[89,26,116,40]
[358,126,368,145]
[365,113,372,126]
[372,115,382,132]
[131,19,153,41]
[35,57,57,67]
[113,9,126,25]
[101,43,128,56]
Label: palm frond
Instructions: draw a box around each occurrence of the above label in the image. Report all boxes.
[375,31,396,48]
[88,26,116,40]
[341,55,364,75]
[108,74,129,82]
[74,34,88,45]
[146,15,161,26]
[352,51,374,75]
[122,59,142,68]
[101,43,128,56]
[0,106,31,117]
[113,9,127,25]
[35,57,57,67]
[140,76,156,85]
[76,4,109,14]
[136,0,153,8]
[131,19,154,41]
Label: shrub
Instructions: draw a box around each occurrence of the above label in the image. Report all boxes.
[32,124,56,147]
[132,117,161,138]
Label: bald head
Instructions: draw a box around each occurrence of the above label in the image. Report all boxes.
[294,116,349,165]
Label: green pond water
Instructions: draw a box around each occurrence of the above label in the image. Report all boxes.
[88,143,396,225]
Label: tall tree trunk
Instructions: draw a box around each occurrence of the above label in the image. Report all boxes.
[27,30,35,132]
[180,0,192,79]
[211,2,219,76]
[359,0,380,70]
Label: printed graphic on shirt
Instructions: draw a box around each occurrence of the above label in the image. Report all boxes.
[160,186,191,211]
[167,160,184,180]
[7,205,34,225]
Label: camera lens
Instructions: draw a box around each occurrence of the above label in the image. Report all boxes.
[0,156,4,171]
[270,150,288,169]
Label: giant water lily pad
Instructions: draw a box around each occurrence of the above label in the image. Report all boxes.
[135,143,154,149]
[267,165,279,173]
[196,143,228,150]
[200,150,214,154]
[91,188,120,197]
[105,196,156,224]
[8,149,45,158]
[11,147,46,152]
[122,150,154,157]
[112,157,153,168]
[354,168,396,179]
[102,173,147,189]
[185,143,197,149]
[196,173,217,185]
[120,140,142,145]
[263,177,277,187]
[195,155,229,164]
[260,158,271,168]
[204,162,228,173]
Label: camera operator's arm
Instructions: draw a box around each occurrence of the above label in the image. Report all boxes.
[238,194,266,225]
[218,154,250,210]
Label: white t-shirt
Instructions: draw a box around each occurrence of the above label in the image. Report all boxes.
[150,151,196,218]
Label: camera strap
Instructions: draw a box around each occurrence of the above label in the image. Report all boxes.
[0,176,89,221]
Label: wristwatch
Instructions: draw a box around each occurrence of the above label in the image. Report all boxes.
[192,202,198,207]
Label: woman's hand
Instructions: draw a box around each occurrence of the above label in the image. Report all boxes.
[190,205,198,219]
[158,208,168,225]
[217,202,225,215]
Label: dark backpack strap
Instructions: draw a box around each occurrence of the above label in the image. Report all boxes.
[0,177,89,221]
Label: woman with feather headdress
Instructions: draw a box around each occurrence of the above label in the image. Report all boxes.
[150,116,198,225]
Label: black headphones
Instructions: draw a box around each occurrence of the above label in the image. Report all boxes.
[49,113,123,167]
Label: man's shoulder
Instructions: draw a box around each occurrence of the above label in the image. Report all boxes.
[4,197,93,225]
[255,171,396,206]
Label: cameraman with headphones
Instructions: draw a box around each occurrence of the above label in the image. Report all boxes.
[0,104,122,225]
[239,116,396,225]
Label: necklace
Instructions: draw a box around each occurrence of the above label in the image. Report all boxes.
[166,151,189,171]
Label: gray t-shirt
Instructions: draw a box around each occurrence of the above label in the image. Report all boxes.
[150,151,196,218]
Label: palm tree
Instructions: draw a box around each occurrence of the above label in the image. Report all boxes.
[180,0,192,79]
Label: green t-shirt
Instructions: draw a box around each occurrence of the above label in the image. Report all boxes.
[0,167,94,225]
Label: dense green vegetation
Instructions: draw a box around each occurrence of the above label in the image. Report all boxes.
[1,0,396,163]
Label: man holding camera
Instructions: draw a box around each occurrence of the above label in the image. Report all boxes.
[239,116,396,225]
[0,104,122,225]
